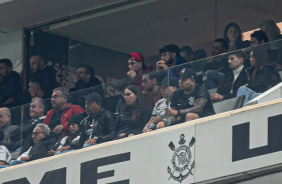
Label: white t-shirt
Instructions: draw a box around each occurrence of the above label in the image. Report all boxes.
[17,146,32,161]
[0,145,11,163]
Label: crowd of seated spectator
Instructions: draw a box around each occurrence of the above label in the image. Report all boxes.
[1,19,282,168]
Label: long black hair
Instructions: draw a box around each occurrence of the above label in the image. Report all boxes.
[122,85,146,122]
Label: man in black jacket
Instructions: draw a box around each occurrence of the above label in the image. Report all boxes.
[70,92,116,150]
[0,59,21,107]
[70,65,103,97]
[9,123,55,166]
[211,51,248,102]
[203,39,230,89]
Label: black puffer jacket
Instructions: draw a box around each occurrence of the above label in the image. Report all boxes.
[71,108,116,149]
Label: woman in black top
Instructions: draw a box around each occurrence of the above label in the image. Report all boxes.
[237,48,281,104]
[116,85,151,138]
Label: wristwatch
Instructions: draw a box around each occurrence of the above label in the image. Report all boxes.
[94,136,99,141]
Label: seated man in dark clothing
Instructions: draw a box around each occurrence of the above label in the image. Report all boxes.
[29,55,57,96]
[70,92,116,149]
[0,108,20,151]
[43,87,84,136]
[168,68,215,125]
[10,98,46,142]
[159,44,191,76]
[28,76,52,99]
[203,39,230,89]
[70,64,104,97]
[0,59,21,107]
[180,46,194,63]
[9,123,55,165]
[211,51,248,102]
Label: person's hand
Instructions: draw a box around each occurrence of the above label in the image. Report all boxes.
[20,156,30,161]
[48,150,56,155]
[156,60,168,70]
[146,129,152,132]
[273,62,282,71]
[84,138,96,145]
[168,109,178,116]
[53,125,64,134]
[211,93,224,102]
[143,126,150,133]
[4,98,14,105]
[242,84,248,87]
[127,70,137,78]
[56,146,69,152]
[128,134,134,137]
[151,116,163,123]
[118,133,126,138]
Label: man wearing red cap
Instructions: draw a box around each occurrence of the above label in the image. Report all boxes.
[127,52,152,90]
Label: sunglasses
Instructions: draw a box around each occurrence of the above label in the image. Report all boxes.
[32,132,44,136]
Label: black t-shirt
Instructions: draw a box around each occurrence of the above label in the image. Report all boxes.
[48,110,64,131]
[171,85,215,117]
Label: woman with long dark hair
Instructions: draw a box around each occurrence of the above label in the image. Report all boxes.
[116,85,151,138]
[224,22,250,51]
[237,48,281,104]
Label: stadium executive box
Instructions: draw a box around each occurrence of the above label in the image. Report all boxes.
[2,99,282,184]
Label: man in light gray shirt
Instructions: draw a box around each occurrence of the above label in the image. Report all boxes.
[143,77,178,132]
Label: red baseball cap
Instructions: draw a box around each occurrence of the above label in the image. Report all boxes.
[129,52,144,64]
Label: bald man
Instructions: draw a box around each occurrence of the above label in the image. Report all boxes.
[29,55,45,74]
[0,108,20,151]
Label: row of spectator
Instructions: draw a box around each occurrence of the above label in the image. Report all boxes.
[0,19,281,167]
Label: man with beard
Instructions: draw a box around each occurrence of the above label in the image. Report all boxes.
[159,44,191,76]
[69,64,104,97]
[43,87,84,135]
[0,59,20,107]
[142,71,163,110]
[203,38,230,89]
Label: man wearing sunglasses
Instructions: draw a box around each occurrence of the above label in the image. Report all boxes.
[69,65,103,98]
[9,123,54,165]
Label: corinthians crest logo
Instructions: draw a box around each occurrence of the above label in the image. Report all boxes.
[168,134,195,183]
